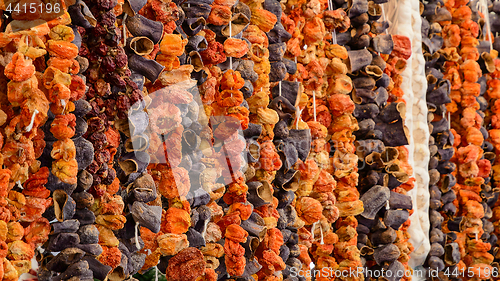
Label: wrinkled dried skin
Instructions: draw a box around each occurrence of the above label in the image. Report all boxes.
[23,218,50,247]
[160,34,187,57]
[158,233,189,256]
[303,17,326,46]
[296,197,323,225]
[328,94,355,117]
[47,40,78,59]
[224,239,245,277]
[259,141,282,171]
[47,57,80,74]
[216,90,244,107]
[442,24,461,48]
[95,193,125,215]
[51,138,76,162]
[98,246,122,269]
[69,75,86,100]
[250,9,277,33]
[20,197,52,222]
[95,215,126,230]
[3,259,18,281]
[161,207,191,234]
[42,66,71,89]
[225,224,248,243]
[4,52,35,82]
[224,38,249,58]
[52,158,78,184]
[148,102,182,135]
[207,5,231,25]
[49,24,75,42]
[158,167,190,199]
[221,70,245,91]
[166,248,206,281]
[2,139,35,171]
[257,249,286,277]
[7,240,34,260]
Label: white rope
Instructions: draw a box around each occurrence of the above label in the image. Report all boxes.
[481,0,493,50]
[327,0,337,44]
[320,224,324,245]
[448,111,451,130]
[381,4,388,35]
[25,109,39,132]
[155,266,158,281]
[312,91,317,122]
[278,81,282,110]
[123,14,127,45]
[229,15,233,70]
[201,219,210,240]
[296,108,303,129]
[311,221,317,240]
[135,221,140,249]
[61,99,67,112]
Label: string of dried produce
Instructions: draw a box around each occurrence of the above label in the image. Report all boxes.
[227,0,289,279]
[0,11,56,281]
[207,2,256,276]
[71,0,151,277]
[476,0,500,274]
[276,0,342,278]
[439,0,494,277]
[109,4,167,280]
[324,0,413,278]
[385,33,416,281]
[38,9,107,280]
[420,0,457,274]
[281,0,363,277]
[136,0,218,279]
[467,0,499,276]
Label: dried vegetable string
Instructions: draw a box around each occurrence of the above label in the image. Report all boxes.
[440,0,494,277]
[420,0,456,274]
